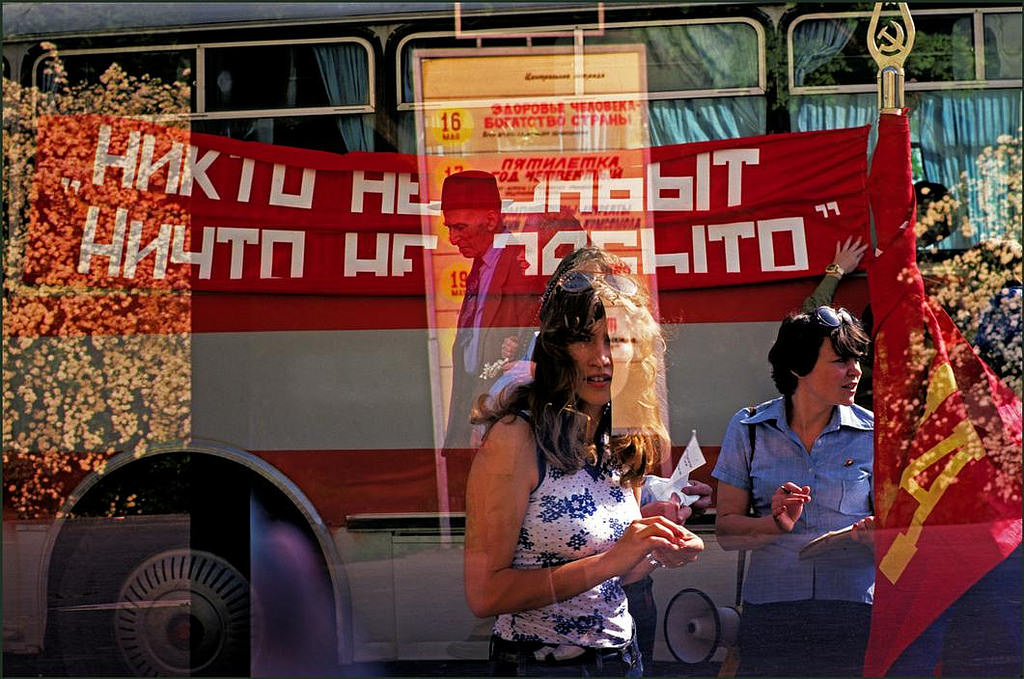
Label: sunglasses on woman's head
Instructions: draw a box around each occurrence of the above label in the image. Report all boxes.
[813,306,854,328]
[557,271,639,297]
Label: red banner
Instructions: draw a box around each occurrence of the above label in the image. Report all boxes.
[24,114,870,296]
[863,113,1022,676]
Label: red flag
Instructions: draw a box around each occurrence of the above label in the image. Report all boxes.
[863,113,1023,676]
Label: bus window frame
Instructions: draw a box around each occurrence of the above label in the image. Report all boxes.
[787,6,1023,96]
[30,35,376,120]
[395,15,767,112]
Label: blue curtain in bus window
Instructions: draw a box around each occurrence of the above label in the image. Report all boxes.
[396,112,417,155]
[917,88,1022,248]
[312,44,373,152]
[649,97,766,145]
[792,18,858,88]
[790,93,876,135]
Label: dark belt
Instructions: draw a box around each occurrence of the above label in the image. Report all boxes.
[489,633,640,675]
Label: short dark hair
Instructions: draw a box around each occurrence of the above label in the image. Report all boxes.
[768,308,870,396]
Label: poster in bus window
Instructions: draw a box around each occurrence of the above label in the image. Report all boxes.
[411,43,661,454]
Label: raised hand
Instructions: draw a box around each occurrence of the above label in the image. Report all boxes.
[833,236,869,274]
[770,481,812,533]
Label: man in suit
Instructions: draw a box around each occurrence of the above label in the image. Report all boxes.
[441,170,535,451]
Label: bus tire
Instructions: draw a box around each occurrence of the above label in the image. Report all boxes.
[115,549,250,676]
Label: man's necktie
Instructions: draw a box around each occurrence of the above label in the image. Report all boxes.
[458,261,482,329]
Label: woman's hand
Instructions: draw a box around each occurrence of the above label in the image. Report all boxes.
[604,516,695,575]
[640,481,713,524]
[680,480,713,516]
[832,236,868,273]
[650,527,704,568]
[770,482,812,533]
[641,499,688,523]
[850,515,875,545]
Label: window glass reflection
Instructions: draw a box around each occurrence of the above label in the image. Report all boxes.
[205,42,369,111]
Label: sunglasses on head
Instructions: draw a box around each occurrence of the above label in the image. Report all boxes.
[557,271,639,297]
[813,306,854,328]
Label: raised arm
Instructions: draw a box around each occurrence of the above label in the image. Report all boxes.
[802,236,868,313]
[464,416,694,618]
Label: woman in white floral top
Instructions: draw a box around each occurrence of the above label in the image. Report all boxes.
[464,246,703,677]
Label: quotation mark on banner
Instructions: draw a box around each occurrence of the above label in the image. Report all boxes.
[814,201,841,218]
[61,177,82,194]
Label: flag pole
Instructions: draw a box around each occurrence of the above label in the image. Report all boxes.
[868,2,916,114]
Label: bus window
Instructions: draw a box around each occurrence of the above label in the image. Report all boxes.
[191,112,374,154]
[203,41,370,112]
[582,22,761,92]
[197,39,375,152]
[791,14,975,89]
[396,18,766,151]
[789,8,1022,251]
[582,21,766,144]
[985,12,1023,80]
[34,48,195,109]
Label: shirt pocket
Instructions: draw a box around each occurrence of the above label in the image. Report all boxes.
[838,471,872,516]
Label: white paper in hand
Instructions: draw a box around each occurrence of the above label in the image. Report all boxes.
[646,430,706,506]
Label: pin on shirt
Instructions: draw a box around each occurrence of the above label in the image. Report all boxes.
[843,458,854,467]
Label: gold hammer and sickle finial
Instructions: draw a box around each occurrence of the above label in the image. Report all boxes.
[868,3,916,113]
[877,21,906,54]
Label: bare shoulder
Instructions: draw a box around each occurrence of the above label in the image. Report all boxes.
[472,414,537,482]
[482,413,533,449]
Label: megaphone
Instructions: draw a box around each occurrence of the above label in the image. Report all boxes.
[663,588,740,664]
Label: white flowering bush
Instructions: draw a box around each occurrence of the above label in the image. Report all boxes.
[3,46,192,518]
[919,130,1023,399]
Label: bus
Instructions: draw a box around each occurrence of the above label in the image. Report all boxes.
[2,2,1020,675]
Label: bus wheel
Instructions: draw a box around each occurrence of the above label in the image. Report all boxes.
[115,549,249,676]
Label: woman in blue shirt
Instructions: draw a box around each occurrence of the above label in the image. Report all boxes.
[713,307,875,676]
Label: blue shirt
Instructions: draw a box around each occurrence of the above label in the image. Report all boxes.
[712,397,874,605]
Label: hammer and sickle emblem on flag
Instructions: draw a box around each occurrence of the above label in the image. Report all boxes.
[879,362,987,584]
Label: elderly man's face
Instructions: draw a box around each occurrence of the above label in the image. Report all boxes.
[443,208,498,260]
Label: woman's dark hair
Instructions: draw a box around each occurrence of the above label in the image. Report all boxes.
[768,308,870,396]
[474,246,665,486]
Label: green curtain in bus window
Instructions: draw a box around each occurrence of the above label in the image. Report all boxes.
[792,18,860,87]
[984,13,1023,80]
[649,97,765,145]
[312,44,373,151]
[918,89,1022,249]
